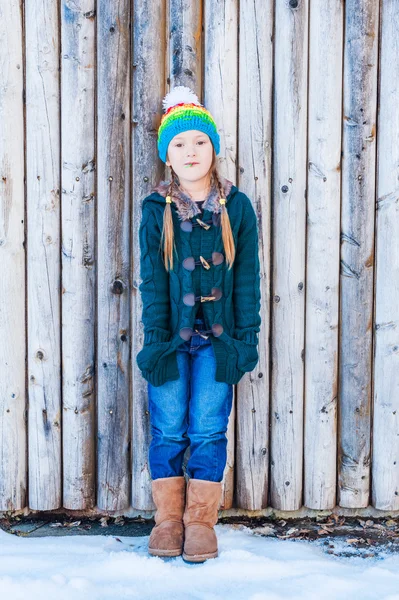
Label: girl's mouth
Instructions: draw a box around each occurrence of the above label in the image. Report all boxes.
[184,162,199,167]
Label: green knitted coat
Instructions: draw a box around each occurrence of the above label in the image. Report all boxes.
[136,181,261,387]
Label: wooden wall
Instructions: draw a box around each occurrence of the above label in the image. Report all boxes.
[1,0,398,515]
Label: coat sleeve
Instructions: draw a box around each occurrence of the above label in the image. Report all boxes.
[138,201,172,345]
[233,195,262,347]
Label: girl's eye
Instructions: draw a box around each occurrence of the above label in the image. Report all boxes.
[174,141,206,147]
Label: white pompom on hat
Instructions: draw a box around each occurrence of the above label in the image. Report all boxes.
[162,86,203,111]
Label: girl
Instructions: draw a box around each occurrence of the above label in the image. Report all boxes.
[136,86,261,562]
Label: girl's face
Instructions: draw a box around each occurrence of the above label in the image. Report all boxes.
[165,130,213,186]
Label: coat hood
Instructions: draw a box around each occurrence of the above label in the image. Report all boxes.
[143,174,237,221]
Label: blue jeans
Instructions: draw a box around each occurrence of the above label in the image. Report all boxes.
[147,316,234,482]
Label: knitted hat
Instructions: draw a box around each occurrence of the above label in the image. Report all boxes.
[157,86,220,163]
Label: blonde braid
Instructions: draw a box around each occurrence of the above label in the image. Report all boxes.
[213,170,235,269]
[160,178,176,271]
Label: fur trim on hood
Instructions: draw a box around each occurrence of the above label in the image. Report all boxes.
[151,175,234,221]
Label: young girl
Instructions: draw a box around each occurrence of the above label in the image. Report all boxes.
[136,86,261,563]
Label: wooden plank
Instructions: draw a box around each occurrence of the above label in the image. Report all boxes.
[204,0,238,183]
[372,0,399,510]
[338,0,379,508]
[131,0,166,510]
[303,0,343,509]
[96,0,131,510]
[167,0,208,499]
[25,0,62,510]
[220,392,235,510]
[270,0,308,511]
[204,0,238,509]
[60,1,96,509]
[169,0,202,90]
[235,0,272,510]
[0,0,27,511]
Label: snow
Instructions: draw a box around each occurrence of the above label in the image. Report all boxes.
[0,524,399,599]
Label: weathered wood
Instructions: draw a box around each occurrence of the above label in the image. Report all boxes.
[204,0,238,183]
[338,0,379,508]
[96,0,131,510]
[167,0,220,501]
[270,0,308,511]
[235,0,271,511]
[131,0,166,510]
[0,0,27,511]
[25,0,62,510]
[220,391,235,510]
[167,0,236,510]
[372,0,399,511]
[204,0,238,509]
[2,0,399,517]
[303,0,343,510]
[60,0,96,510]
[169,0,202,91]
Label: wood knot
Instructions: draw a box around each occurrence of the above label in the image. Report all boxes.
[112,280,124,295]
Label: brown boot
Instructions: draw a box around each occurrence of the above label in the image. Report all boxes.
[148,476,186,557]
[182,478,223,563]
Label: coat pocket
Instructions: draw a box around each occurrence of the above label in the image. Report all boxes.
[136,341,174,373]
[217,331,259,373]
[234,340,259,372]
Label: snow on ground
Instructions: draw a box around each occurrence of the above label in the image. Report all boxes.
[1,524,399,600]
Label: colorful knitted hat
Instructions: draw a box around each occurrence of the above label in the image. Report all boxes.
[157,86,220,163]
